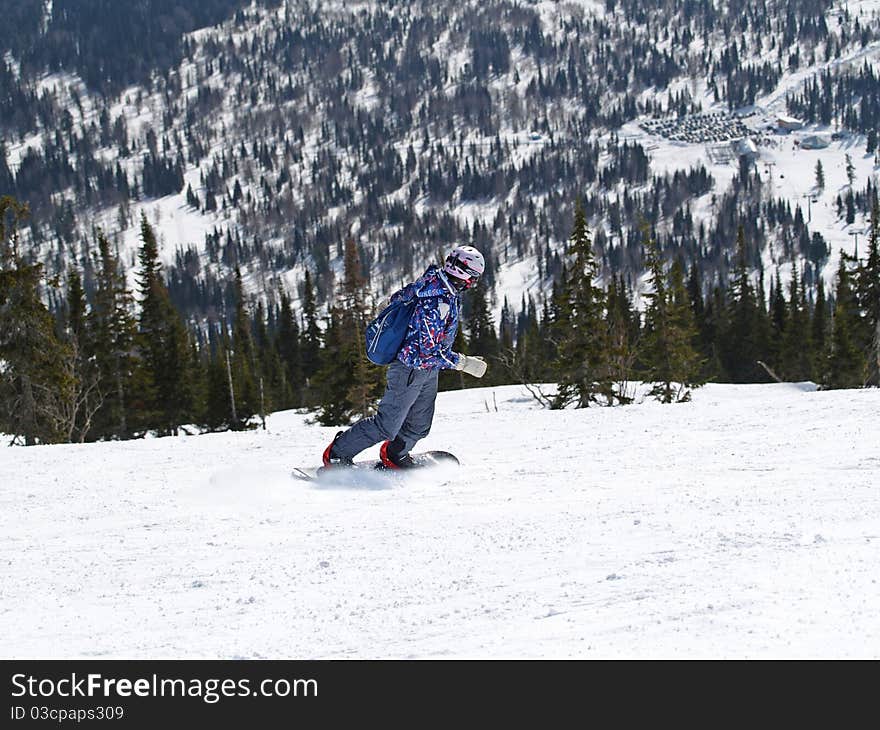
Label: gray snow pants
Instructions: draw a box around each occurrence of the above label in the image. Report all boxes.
[333,360,439,460]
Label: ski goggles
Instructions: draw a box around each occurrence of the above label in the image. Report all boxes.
[447,257,483,287]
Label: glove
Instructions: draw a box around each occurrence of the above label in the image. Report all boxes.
[454,354,487,378]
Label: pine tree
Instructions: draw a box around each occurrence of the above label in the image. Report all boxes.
[313,238,382,425]
[541,290,559,375]
[552,201,612,408]
[490,293,517,387]
[0,197,76,444]
[275,291,303,406]
[498,297,514,354]
[640,238,704,402]
[340,238,382,420]
[845,191,856,225]
[89,230,137,439]
[769,269,788,370]
[705,283,728,380]
[814,160,825,192]
[312,310,349,425]
[251,301,278,424]
[686,264,705,336]
[300,269,322,390]
[779,266,813,381]
[687,263,716,379]
[186,338,208,430]
[523,295,551,383]
[258,337,286,420]
[201,328,233,431]
[825,255,865,389]
[722,227,764,382]
[754,268,773,376]
[845,153,855,189]
[132,214,193,435]
[511,295,539,380]
[62,266,104,441]
[856,197,880,385]
[811,277,829,380]
[228,266,258,428]
[66,267,87,344]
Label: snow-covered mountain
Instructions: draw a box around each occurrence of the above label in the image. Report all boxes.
[3,382,879,658]
[2,0,880,324]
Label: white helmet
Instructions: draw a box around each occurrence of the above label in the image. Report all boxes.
[443,245,485,290]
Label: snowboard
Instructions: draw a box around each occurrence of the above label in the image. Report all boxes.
[292,450,459,483]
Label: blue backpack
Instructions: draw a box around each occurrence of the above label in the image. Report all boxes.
[365,297,417,365]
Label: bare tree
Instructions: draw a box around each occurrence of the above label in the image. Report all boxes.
[31,338,105,443]
[604,319,640,405]
[496,346,554,409]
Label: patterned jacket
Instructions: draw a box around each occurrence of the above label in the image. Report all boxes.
[392,265,461,371]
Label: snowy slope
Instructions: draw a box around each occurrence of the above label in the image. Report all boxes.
[5,0,880,330]
[1,383,879,659]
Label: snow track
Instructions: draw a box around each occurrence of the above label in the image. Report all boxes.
[1,383,878,658]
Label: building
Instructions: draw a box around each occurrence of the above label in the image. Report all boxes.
[800,134,830,149]
[777,115,804,131]
[732,137,758,159]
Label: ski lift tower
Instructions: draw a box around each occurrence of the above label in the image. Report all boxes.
[850,230,860,258]
[802,194,812,223]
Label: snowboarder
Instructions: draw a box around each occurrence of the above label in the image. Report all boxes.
[322,245,489,470]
